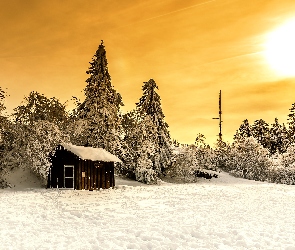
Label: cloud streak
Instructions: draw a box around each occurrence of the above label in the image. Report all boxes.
[113,0,217,30]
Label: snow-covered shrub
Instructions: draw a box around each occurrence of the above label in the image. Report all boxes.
[269,167,295,185]
[1,120,67,185]
[165,145,199,182]
[214,138,295,185]
[281,145,295,168]
[194,134,218,171]
[134,140,159,184]
[222,137,271,181]
[25,121,67,182]
[212,140,231,171]
[135,155,158,184]
[266,149,295,185]
[164,142,220,182]
[135,168,158,184]
[0,123,25,170]
[195,146,218,171]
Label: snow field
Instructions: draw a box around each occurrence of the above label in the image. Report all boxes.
[1,172,295,250]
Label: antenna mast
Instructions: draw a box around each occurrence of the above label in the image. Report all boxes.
[212,90,222,141]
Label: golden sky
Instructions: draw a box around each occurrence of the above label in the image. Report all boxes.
[1,0,295,145]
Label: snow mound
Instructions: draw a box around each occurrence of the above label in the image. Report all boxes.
[2,167,43,190]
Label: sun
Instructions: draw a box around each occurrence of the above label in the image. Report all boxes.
[264,18,295,77]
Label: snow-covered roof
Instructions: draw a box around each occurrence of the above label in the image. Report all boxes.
[61,143,122,163]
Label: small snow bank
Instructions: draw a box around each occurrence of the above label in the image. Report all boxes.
[62,143,122,162]
[196,171,266,185]
[115,175,148,188]
[2,167,43,190]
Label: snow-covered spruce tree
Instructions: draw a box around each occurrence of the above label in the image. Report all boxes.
[233,119,252,141]
[213,139,231,170]
[287,103,295,144]
[251,119,270,149]
[0,87,6,116]
[235,119,272,151]
[135,79,172,179]
[7,92,69,183]
[234,118,270,146]
[134,137,158,184]
[73,41,123,156]
[269,118,289,154]
[192,134,218,171]
[0,87,7,150]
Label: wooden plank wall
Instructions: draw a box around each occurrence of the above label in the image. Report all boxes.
[97,165,101,189]
[74,160,116,190]
[105,164,110,189]
[110,162,115,188]
[101,164,106,189]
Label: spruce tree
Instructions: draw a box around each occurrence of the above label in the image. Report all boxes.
[251,119,270,149]
[287,103,295,144]
[0,87,7,140]
[234,119,252,141]
[269,118,288,154]
[0,87,5,116]
[74,41,123,154]
[136,79,172,175]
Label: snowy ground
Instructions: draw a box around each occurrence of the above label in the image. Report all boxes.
[1,171,295,250]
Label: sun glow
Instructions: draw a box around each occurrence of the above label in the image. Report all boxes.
[264,18,295,77]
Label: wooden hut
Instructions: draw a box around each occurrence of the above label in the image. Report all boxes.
[47,143,122,190]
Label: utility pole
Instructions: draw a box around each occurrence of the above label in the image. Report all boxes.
[212,90,222,141]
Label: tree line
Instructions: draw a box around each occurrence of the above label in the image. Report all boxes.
[1,40,295,187]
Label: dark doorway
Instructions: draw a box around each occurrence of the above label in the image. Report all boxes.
[64,165,74,188]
